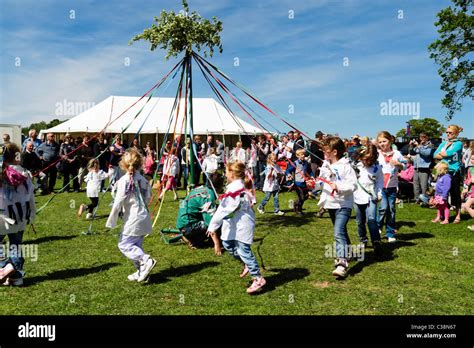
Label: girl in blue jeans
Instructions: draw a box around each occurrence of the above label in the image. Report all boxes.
[207,161,266,294]
[319,137,357,278]
[257,154,285,215]
[352,144,384,254]
[0,143,36,286]
[376,131,405,242]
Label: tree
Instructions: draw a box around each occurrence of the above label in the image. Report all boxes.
[395,118,446,140]
[129,0,223,59]
[428,0,473,121]
[22,119,66,135]
[129,0,223,187]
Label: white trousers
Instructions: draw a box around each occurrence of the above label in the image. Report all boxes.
[118,234,149,269]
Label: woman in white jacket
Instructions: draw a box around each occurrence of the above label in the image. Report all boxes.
[106,149,156,283]
[319,137,357,279]
[207,161,266,294]
[352,144,384,255]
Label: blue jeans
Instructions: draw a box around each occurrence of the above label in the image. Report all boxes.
[182,164,189,189]
[354,201,381,243]
[328,208,352,259]
[255,161,266,189]
[0,231,25,271]
[222,240,261,277]
[259,190,280,212]
[378,187,397,238]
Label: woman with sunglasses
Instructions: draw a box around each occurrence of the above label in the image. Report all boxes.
[433,125,464,223]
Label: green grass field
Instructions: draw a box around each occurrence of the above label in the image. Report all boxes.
[1,184,473,315]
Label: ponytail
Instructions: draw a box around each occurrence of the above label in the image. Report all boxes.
[244,174,253,190]
[226,161,253,189]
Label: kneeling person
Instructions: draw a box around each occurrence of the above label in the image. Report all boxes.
[176,175,223,252]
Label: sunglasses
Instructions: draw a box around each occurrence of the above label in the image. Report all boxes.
[446,131,454,134]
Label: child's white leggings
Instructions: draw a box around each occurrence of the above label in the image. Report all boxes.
[118,234,150,269]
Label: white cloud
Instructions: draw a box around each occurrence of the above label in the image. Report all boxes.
[1,44,172,126]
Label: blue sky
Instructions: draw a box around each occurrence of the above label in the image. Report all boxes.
[1,0,472,139]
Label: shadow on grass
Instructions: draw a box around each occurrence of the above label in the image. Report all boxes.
[26,262,120,286]
[89,214,110,220]
[147,261,220,285]
[348,232,435,278]
[348,229,435,277]
[23,235,79,244]
[257,267,310,294]
[257,212,316,227]
[396,231,434,241]
[397,221,417,228]
[348,241,416,277]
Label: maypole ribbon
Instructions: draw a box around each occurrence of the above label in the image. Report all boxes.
[194,53,328,189]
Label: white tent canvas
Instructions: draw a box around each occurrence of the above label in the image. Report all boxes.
[42,96,264,136]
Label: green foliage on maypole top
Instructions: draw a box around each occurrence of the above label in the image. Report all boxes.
[129,0,223,59]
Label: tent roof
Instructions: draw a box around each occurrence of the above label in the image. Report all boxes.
[42,96,264,136]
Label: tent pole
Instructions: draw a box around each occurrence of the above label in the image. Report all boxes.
[156,127,159,154]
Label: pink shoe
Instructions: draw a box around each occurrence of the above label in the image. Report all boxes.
[440,220,449,225]
[0,263,15,281]
[247,277,266,294]
[431,218,440,223]
[240,265,249,278]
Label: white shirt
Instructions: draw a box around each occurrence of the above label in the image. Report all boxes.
[353,162,384,205]
[106,172,152,236]
[163,155,180,177]
[85,170,109,198]
[262,164,283,192]
[202,154,219,174]
[318,158,357,209]
[247,145,257,168]
[377,150,405,188]
[230,148,246,164]
[207,179,255,245]
[0,165,36,235]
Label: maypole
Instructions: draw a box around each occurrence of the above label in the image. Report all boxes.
[186,53,195,187]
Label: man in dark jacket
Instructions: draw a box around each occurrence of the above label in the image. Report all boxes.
[21,141,41,174]
[60,134,79,192]
[35,133,60,194]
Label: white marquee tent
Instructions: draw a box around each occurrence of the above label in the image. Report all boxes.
[42,96,264,136]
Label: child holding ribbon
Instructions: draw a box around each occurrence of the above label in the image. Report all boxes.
[319,137,357,279]
[206,161,266,294]
[376,131,405,243]
[106,149,156,283]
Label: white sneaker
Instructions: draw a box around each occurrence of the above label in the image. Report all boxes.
[137,258,157,282]
[388,237,397,243]
[257,207,264,214]
[333,265,347,278]
[332,258,349,278]
[274,210,285,216]
[86,213,93,220]
[127,270,140,282]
